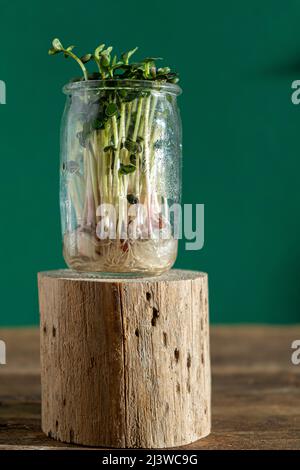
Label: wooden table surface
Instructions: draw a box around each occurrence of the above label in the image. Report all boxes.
[0,326,299,450]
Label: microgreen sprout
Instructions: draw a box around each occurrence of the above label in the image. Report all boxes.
[50,38,180,273]
[48,38,91,80]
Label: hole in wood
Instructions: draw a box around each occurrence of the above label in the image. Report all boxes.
[69,428,74,443]
[43,324,47,334]
[201,352,204,364]
[187,382,191,393]
[163,332,167,347]
[187,353,192,369]
[146,292,151,302]
[176,382,180,393]
[63,398,66,407]
[174,348,180,362]
[55,420,58,429]
[135,328,139,337]
[52,326,56,338]
[151,307,159,326]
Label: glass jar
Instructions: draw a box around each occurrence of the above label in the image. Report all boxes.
[60,80,182,274]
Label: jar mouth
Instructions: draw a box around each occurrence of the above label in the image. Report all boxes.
[63,79,182,96]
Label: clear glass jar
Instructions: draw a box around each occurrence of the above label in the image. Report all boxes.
[60,80,182,275]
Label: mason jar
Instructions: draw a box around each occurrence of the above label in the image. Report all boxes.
[60,80,182,274]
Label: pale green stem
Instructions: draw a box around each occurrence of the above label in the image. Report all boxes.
[133,98,143,141]
[149,94,159,175]
[64,50,88,80]
[112,114,120,204]
[143,95,152,236]
[133,98,143,196]
[149,95,158,130]
[88,142,99,213]
[125,102,133,136]
[118,103,127,237]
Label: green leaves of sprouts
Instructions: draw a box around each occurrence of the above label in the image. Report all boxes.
[91,117,104,130]
[103,146,137,175]
[80,54,92,64]
[76,98,123,147]
[49,38,63,54]
[49,38,180,84]
[121,47,138,65]
[48,38,89,80]
[101,47,113,67]
[118,137,143,175]
[119,163,136,175]
[105,102,118,117]
[122,138,142,154]
[93,44,115,79]
[94,43,106,57]
[130,154,137,165]
[50,39,179,172]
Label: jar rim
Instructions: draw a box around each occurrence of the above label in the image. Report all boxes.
[63,79,182,96]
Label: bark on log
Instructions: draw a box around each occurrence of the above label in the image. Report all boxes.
[38,269,211,448]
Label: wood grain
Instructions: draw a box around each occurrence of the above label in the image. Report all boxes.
[0,326,300,450]
[38,270,211,448]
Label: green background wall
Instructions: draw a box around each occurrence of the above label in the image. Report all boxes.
[0,0,299,326]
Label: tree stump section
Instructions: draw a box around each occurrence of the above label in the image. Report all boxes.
[38,269,211,448]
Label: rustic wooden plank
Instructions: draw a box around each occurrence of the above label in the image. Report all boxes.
[0,326,300,450]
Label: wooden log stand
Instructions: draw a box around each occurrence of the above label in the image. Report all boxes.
[38,269,211,448]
